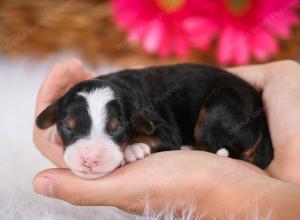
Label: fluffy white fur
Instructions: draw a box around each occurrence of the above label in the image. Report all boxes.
[0,54,272,220]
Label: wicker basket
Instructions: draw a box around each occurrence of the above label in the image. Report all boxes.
[0,0,299,67]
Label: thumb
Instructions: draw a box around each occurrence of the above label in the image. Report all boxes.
[33,168,122,206]
[228,60,298,91]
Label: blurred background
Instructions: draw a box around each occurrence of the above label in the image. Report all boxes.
[1,0,300,66]
[0,1,299,219]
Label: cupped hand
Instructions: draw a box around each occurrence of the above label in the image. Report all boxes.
[34,150,286,218]
[32,59,300,218]
[33,151,300,219]
[229,60,300,184]
[33,58,96,167]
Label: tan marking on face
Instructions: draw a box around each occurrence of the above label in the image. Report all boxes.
[107,117,119,132]
[64,116,76,129]
[193,107,207,144]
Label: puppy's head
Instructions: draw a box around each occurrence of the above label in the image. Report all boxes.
[36,79,154,179]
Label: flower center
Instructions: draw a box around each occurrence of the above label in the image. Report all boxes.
[156,0,186,13]
[226,0,252,16]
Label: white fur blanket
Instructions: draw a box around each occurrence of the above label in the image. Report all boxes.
[0,55,271,220]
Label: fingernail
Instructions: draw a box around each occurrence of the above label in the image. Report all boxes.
[69,58,82,66]
[67,58,82,72]
[34,176,53,197]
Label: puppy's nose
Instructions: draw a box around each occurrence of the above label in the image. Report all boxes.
[82,156,99,169]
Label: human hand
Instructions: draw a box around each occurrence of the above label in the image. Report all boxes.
[33,58,96,167]
[32,60,300,218]
[33,150,300,219]
[229,60,300,184]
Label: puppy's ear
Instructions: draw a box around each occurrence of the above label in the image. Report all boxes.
[36,101,61,129]
[133,114,155,135]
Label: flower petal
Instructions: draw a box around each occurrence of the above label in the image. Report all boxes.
[142,21,165,53]
[251,30,278,61]
[216,26,236,65]
[183,17,217,50]
[268,13,299,38]
[232,34,250,65]
[173,29,190,58]
[158,32,171,58]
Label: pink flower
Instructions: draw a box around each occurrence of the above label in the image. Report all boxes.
[111,0,299,65]
[111,0,212,58]
[194,0,299,65]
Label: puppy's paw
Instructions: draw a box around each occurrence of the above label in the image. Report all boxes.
[124,143,151,163]
[180,145,193,150]
[216,148,229,157]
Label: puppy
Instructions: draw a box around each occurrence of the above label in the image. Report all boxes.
[36,64,273,179]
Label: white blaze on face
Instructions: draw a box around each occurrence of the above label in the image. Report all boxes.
[63,87,124,179]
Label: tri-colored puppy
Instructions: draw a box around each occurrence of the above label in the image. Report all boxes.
[36,64,273,179]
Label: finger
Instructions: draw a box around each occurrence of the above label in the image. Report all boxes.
[33,168,123,206]
[35,59,82,116]
[66,58,97,81]
[35,58,96,116]
[33,58,94,167]
[227,60,298,90]
[33,125,67,167]
[228,64,268,90]
[82,69,97,79]
[33,58,98,167]
[33,62,70,166]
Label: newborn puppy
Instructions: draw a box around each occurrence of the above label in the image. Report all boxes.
[36,64,273,179]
